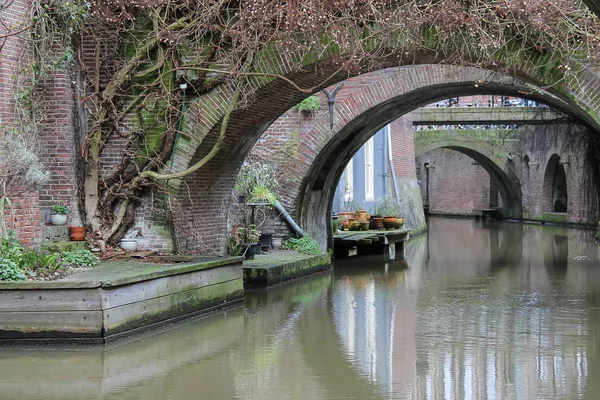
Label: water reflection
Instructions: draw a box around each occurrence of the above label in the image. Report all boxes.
[1,218,600,399]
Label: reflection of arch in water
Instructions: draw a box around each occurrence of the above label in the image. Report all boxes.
[543,234,569,280]
[297,298,387,399]
[542,154,568,213]
[486,221,524,269]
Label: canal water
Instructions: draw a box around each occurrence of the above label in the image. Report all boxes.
[2,217,600,399]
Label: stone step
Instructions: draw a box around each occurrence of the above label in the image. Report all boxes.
[41,241,88,253]
[41,225,69,242]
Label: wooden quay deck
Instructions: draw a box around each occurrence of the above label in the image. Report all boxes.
[333,229,410,259]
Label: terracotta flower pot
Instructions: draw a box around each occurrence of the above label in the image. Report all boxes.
[394,217,406,229]
[354,209,368,222]
[382,216,397,230]
[350,222,361,231]
[372,217,384,230]
[69,226,85,241]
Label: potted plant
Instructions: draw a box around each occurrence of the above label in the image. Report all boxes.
[50,204,69,226]
[228,225,261,259]
[376,195,398,229]
[247,224,262,258]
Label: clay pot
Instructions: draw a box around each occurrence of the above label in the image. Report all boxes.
[372,217,384,230]
[350,222,362,231]
[69,226,85,241]
[394,217,406,229]
[354,209,368,222]
[342,220,349,231]
[382,216,397,230]
[360,222,370,231]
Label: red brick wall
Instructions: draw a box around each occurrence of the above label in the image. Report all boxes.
[390,114,416,179]
[3,193,41,247]
[36,72,80,220]
[416,149,491,215]
[0,0,44,246]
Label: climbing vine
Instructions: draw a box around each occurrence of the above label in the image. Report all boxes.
[1,0,600,249]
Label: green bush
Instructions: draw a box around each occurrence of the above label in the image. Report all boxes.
[281,236,321,255]
[61,249,99,268]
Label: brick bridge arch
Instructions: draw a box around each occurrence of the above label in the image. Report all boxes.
[291,65,545,250]
[173,60,600,254]
[413,129,523,219]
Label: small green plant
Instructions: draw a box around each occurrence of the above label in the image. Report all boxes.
[292,95,321,112]
[61,250,99,268]
[0,232,26,281]
[21,251,62,272]
[342,198,362,213]
[0,258,26,281]
[234,162,279,201]
[227,231,244,256]
[281,236,321,255]
[375,195,399,217]
[51,204,69,214]
[227,225,261,256]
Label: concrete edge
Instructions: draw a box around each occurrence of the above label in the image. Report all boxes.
[0,256,245,290]
[101,256,244,287]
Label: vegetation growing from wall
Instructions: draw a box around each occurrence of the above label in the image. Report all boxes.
[292,95,321,112]
[2,0,600,251]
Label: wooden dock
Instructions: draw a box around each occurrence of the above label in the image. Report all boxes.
[333,229,410,259]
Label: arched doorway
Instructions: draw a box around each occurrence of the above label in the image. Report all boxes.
[542,154,568,213]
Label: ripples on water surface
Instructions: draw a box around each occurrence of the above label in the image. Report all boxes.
[2,217,600,399]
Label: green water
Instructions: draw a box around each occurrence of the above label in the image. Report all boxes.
[1,217,600,399]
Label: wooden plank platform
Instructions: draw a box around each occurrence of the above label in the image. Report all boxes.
[334,229,410,245]
[333,229,410,258]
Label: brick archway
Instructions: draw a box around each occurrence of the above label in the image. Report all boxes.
[292,66,586,250]
[173,63,599,254]
[413,133,522,219]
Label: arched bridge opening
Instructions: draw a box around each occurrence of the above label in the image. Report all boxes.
[173,64,600,254]
[413,136,523,220]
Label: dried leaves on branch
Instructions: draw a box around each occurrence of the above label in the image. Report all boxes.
[3,0,600,247]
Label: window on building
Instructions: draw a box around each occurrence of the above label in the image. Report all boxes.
[365,137,374,200]
[344,159,354,201]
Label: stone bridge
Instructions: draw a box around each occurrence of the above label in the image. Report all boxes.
[168,65,600,254]
[412,107,566,126]
[4,1,600,254]
[248,66,598,251]
[413,127,523,218]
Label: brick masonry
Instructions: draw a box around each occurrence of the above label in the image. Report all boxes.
[3,1,600,252]
[415,123,597,225]
[416,149,493,215]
